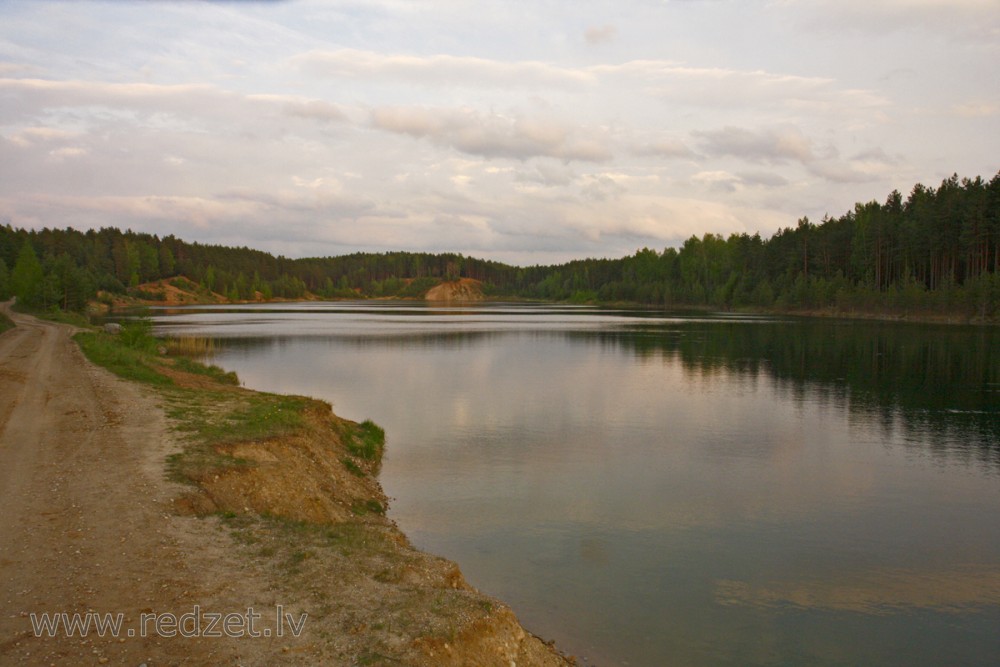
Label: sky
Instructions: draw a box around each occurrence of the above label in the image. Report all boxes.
[0,0,997,265]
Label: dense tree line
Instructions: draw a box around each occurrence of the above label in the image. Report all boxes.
[1,172,997,320]
[511,172,1000,319]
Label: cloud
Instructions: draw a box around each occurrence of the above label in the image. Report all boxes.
[581,173,628,201]
[0,78,357,132]
[219,183,375,217]
[634,138,697,159]
[695,125,816,164]
[290,50,888,120]
[0,77,253,135]
[693,170,742,194]
[513,161,576,187]
[4,126,79,147]
[693,125,888,184]
[48,146,88,160]
[584,24,618,45]
[739,171,790,188]
[772,0,1000,41]
[951,102,999,118]
[692,169,790,193]
[370,106,612,162]
[806,159,881,184]
[291,49,593,88]
[248,95,351,123]
[591,60,886,114]
[0,193,261,232]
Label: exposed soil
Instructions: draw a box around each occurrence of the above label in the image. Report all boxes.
[98,278,227,311]
[0,303,571,666]
[424,279,484,302]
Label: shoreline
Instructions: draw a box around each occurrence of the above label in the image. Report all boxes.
[1,303,572,666]
[97,275,998,327]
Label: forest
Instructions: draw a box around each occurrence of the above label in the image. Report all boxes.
[1,172,998,321]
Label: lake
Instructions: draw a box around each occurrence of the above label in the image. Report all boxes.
[150,302,1000,666]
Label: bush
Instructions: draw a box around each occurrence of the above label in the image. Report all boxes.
[119,311,156,351]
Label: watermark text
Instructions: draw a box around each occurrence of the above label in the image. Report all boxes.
[28,605,307,639]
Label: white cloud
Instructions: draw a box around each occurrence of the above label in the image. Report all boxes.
[739,171,790,188]
[5,126,79,146]
[951,102,999,118]
[291,49,594,88]
[47,146,88,160]
[695,125,816,164]
[634,138,697,159]
[693,170,743,194]
[513,161,576,187]
[370,106,612,162]
[693,125,890,184]
[591,60,887,115]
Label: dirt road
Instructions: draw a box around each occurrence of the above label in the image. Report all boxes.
[0,305,291,666]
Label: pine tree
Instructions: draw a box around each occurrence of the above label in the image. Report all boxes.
[11,241,44,307]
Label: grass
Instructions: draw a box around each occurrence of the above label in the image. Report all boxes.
[165,335,216,357]
[75,331,174,386]
[13,303,91,328]
[205,393,309,443]
[172,355,239,385]
[342,457,366,477]
[346,419,385,463]
[75,325,316,483]
[0,311,14,334]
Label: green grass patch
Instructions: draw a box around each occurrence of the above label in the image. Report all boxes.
[202,393,309,444]
[75,331,173,386]
[172,356,240,385]
[0,311,14,334]
[342,457,366,477]
[346,419,385,463]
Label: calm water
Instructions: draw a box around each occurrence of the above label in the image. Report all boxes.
[150,302,1000,666]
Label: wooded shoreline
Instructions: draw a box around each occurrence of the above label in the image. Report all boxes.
[3,172,998,323]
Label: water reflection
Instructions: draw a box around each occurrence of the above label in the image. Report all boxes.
[572,321,1000,471]
[151,304,1000,666]
[193,317,1000,473]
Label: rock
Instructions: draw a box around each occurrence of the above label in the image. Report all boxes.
[103,323,122,334]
